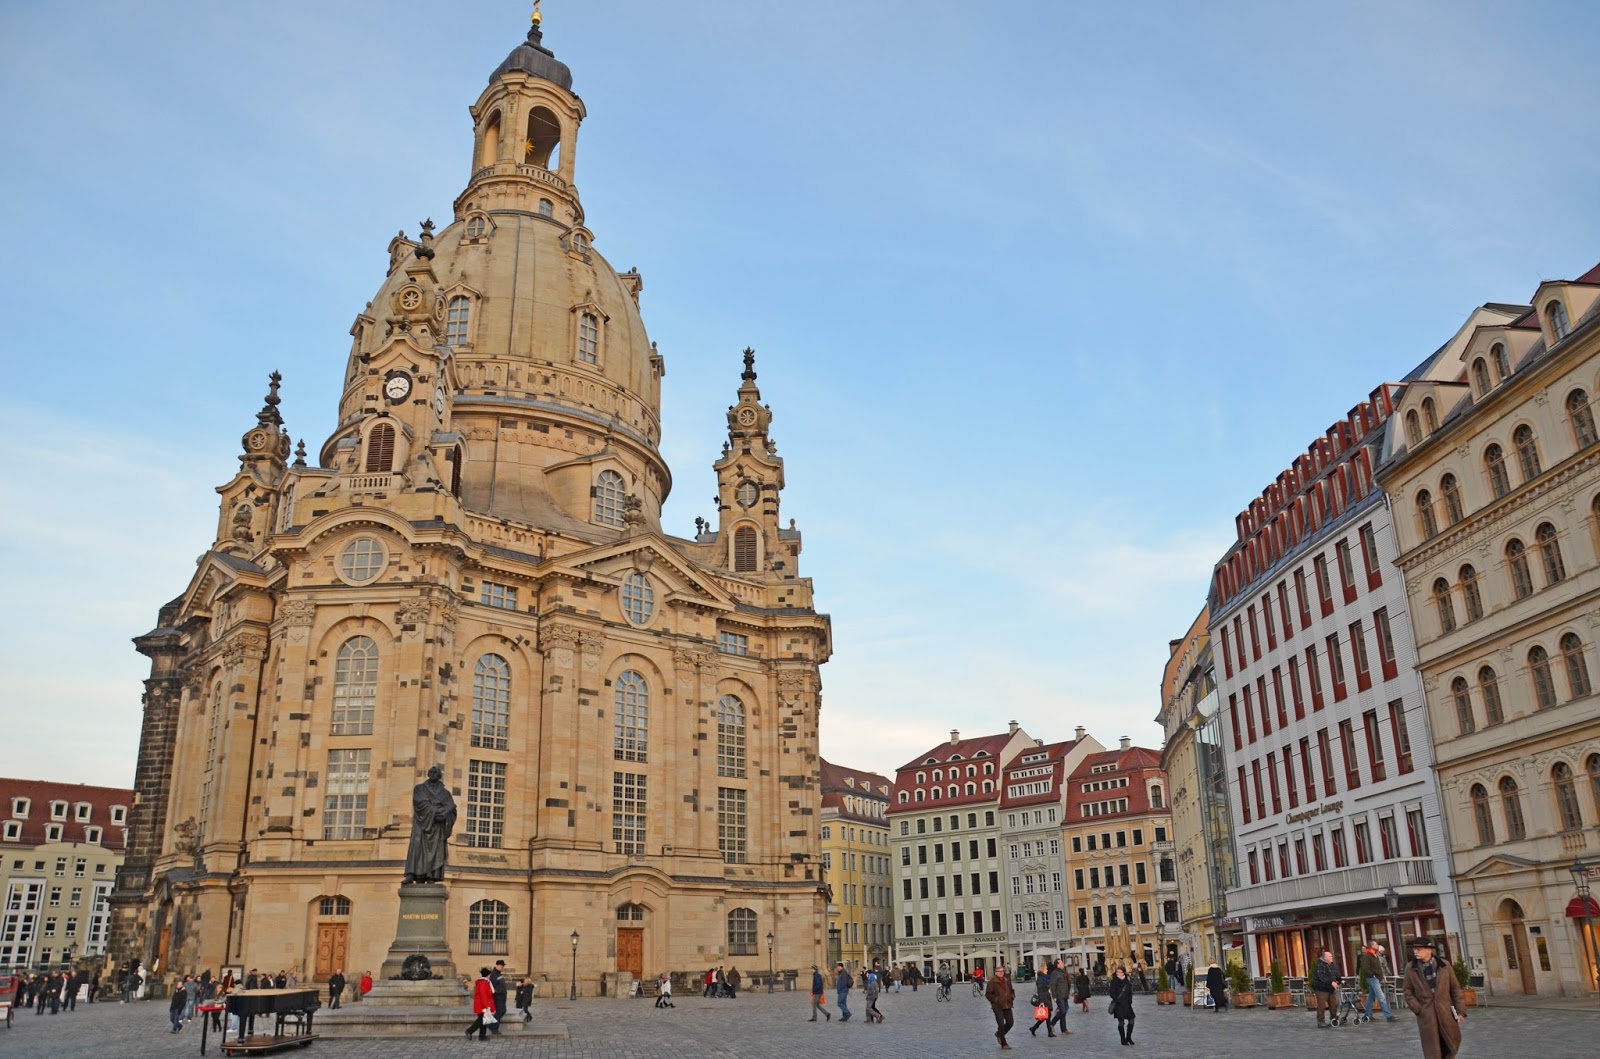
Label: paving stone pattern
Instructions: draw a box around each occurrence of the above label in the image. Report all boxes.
[5,989,1598,1059]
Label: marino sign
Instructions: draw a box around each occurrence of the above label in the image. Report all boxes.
[1283,799,1344,826]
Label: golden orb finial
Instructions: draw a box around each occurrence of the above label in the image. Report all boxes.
[532,1,543,27]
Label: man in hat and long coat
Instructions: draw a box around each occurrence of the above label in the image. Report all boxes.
[1402,938,1465,1059]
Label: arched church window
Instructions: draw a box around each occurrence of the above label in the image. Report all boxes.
[468,899,510,955]
[1484,444,1510,498]
[332,636,378,735]
[614,671,648,762]
[365,423,395,473]
[444,296,471,347]
[1471,358,1491,396]
[480,111,501,168]
[733,526,758,572]
[1514,424,1541,481]
[593,470,625,526]
[717,695,746,778]
[1569,389,1598,449]
[465,216,486,239]
[538,198,554,218]
[577,312,599,364]
[1491,343,1511,382]
[1547,299,1570,341]
[471,654,511,750]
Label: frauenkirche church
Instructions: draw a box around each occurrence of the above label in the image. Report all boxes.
[109,11,832,988]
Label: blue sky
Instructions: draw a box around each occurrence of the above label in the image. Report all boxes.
[2,1,1598,787]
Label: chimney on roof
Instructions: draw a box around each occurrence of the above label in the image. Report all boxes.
[1075,726,1086,741]
[1008,720,1019,735]
[1119,736,1131,751]
[1035,739,1043,747]
[950,729,960,745]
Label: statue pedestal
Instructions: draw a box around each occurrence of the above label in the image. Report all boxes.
[378,883,456,982]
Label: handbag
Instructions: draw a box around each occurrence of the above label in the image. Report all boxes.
[1033,1003,1050,1021]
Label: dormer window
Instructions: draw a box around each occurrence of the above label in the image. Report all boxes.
[577,312,599,364]
[85,826,102,844]
[1471,358,1490,396]
[1,822,19,842]
[11,798,28,818]
[1547,299,1571,341]
[74,804,91,822]
[50,802,67,821]
[538,198,554,218]
[1491,343,1511,382]
[572,231,590,255]
[45,824,62,842]
[465,216,487,239]
[109,806,126,825]
[593,470,626,527]
[1421,397,1439,433]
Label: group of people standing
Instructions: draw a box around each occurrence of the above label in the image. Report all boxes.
[700,965,743,997]
[12,969,96,1015]
[466,960,534,1040]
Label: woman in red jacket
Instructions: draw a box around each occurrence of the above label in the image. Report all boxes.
[466,968,496,1041]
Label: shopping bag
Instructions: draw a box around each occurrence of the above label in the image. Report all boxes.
[482,1011,498,1026]
[1033,1004,1050,1020]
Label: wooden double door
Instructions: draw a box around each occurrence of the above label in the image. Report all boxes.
[315,924,349,982]
[617,928,644,980]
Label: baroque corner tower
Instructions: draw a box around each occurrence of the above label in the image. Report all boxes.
[111,11,831,987]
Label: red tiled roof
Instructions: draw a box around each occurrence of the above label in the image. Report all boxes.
[1573,261,1600,285]
[888,730,1020,812]
[0,778,133,852]
[998,740,1079,809]
[819,758,892,819]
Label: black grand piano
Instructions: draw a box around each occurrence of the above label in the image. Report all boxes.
[214,987,320,1055]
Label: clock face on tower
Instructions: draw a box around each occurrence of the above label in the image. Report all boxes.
[736,480,758,508]
[434,386,447,417]
[384,372,413,402]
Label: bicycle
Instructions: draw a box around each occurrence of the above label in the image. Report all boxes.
[972,979,984,997]
[936,979,952,1002]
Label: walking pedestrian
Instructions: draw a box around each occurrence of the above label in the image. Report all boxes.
[1073,968,1091,1013]
[1358,944,1396,1021]
[809,964,830,1021]
[833,962,853,1022]
[358,970,373,1003]
[727,966,741,998]
[1403,938,1465,1059]
[1108,965,1136,1046]
[703,967,715,998]
[1310,949,1341,1027]
[654,973,674,1009]
[1205,962,1228,1011]
[328,968,345,1010]
[1049,958,1071,1035]
[464,968,496,1041]
[489,960,508,1035]
[515,977,534,1021]
[984,963,1015,1050]
[864,970,884,1023]
[168,983,186,1033]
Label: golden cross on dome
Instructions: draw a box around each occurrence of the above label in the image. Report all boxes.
[532,1,543,27]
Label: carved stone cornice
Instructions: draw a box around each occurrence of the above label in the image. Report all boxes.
[541,622,579,653]
[221,632,267,666]
[277,599,316,627]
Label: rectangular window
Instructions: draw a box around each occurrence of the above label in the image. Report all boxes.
[1363,710,1387,782]
[1294,837,1307,874]
[1267,751,1282,814]
[1317,728,1337,795]
[1300,737,1317,801]
[1388,700,1414,777]
[1262,847,1274,881]
[1358,521,1383,589]
[1237,766,1251,824]
[1252,760,1266,821]
[1331,826,1347,868]
[322,749,371,840]
[1247,850,1259,885]
[1233,617,1246,673]
[1229,694,1243,751]
[1074,868,1085,890]
[1379,815,1399,860]
[1326,634,1347,700]
[1313,555,1334,616]
[1258,676,1271,737]
[465,760,507,848]
[1349,620,1371,691]
[612,772,647,855]
[1262,592,1277,649]
[1288,656,1305,718]
[1243,686,1257,743]
[1272,666,1288,728]
[1294,568,1312,628]
[1283,745,1299,808]
[1312,832,1327,871]
[479,581,518,610]
[1373,607,1398,680]
[921,915,930,936]
[938,913,948,936]
[1306,644,1325,710]
[1248,605,1261,660]
[1220,626,1234,679]
[1354,820,1373,864]
[1335,540,1357,603]
[1406,807,1429,857]
[1277,581,1294,641]
[717,631,749,656]
[1339,719,1362,789]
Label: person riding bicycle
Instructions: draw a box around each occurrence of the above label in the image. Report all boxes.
[936,967,954,1001]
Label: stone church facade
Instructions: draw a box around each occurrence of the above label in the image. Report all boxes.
[108,16,831,990]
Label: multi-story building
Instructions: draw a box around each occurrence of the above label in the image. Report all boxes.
[1159,607,1232,968]
[1,779,131,971]
[889,725,1035,976]
[1062,742,1175,974]
[819,760,893,971]
[1209,369,1476,979]
[1376,262,1600,997]
[998,731,1103,969]
[109,14,832,987]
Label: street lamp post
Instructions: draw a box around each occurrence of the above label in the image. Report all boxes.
[1570,859,1599,1004]
[1384,886,1403,998]
[766,931,775,994]
[569,930,579,1002]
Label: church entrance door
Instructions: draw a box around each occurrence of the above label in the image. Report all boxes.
[616,928,643,981]
[315,924,349,981]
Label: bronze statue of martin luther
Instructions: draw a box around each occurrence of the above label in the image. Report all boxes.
[404,765,457,884]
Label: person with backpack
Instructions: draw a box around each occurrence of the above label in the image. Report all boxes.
[833,963,853,1022]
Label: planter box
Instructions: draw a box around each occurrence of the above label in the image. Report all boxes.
[1233,993,1257,1008]
[1458,988,1477,1008]
[1182,991,1193,1006]
[1156,991,1177,1005]
[1266,993,1293,1009]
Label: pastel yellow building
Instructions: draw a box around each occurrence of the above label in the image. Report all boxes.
[818,760,892,970]
[108,15,831,992]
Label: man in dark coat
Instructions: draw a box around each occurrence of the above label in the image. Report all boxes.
[1049,958,1071,1035]
[808,964,829,1021]
[1403,938,1465,1059]
[404,765,458,883]
[328,969,346,1010]
[1310,949,1341,1026]
[489,960,508,1035]
[1204,963,1228,1011]
[984,964,1015,1050]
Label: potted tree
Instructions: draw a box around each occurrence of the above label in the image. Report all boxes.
[1452,957,1477,1008]
[1156,964,1176,1005]
[1228,961,1256,1008]
[1183,966,1194,1006]
[1266,961,1292,1008]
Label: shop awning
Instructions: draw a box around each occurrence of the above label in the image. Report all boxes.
[1565,895,1600,918]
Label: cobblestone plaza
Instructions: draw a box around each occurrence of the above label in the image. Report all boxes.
[5,991,1597,1059]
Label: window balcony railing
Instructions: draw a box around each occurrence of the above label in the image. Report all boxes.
[346,473,397,494]
[1226,858,1435,915]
